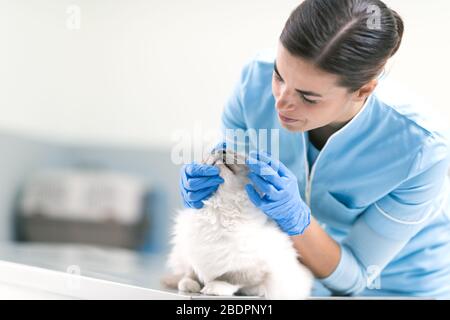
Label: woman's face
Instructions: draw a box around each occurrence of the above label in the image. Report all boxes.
[272,43,366,132]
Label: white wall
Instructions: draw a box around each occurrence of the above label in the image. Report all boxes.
[0,0,449,148]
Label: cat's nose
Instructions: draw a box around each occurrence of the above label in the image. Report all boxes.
[210,148,227,164]
[220,149,227,163]
[220,150,235,167]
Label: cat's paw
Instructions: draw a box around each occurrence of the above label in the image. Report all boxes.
[178,277,201,293]
[238,285,265,297]
[200,281,240,296]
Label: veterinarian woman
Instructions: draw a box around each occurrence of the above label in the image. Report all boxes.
[179,0,450,298]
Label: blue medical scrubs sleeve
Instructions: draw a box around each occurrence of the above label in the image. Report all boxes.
[320,135,450,296]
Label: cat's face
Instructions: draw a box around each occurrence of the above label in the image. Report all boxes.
[203,148,249,190]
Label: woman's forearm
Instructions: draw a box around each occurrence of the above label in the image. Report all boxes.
[291,217,341,279]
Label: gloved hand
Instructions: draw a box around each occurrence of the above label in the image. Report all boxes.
[179,142,228,209]
[180,163,225,209]
[245,151,311,236]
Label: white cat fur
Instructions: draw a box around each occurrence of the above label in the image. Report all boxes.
[165,149,313,299]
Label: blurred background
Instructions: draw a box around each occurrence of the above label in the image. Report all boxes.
[0,0,449,255]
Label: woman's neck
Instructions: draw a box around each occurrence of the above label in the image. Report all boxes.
[309,97,367,150]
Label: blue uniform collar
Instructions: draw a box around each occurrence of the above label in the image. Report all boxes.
[299,93,376,206]
[314,93,375,147]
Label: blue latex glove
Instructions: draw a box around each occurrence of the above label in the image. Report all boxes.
[245,151,311,236]
[179,163,225,209]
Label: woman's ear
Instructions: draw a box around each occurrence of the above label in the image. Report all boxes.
[354,79,378,101]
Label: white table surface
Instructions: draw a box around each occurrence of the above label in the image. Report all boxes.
[0,242,264,300]
[0,243,430,300]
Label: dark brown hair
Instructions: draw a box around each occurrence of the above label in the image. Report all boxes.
[280,0,404,92]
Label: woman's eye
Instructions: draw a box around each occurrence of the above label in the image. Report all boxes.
[273,72,283,83]
[300,94,318,105]
[273,72,318,105]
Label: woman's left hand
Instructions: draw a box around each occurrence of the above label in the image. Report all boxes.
[245,151,311,236]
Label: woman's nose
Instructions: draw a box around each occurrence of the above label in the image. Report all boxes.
[275,91,295,112]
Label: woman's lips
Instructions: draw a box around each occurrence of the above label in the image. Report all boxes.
[278,113,300,123]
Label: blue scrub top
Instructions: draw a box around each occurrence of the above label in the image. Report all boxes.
[220,49,450,298]
[307,133,320,167]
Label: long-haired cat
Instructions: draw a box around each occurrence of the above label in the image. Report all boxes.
[163,148,313,299]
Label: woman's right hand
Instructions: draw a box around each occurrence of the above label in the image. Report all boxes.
[179,163,224,209]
